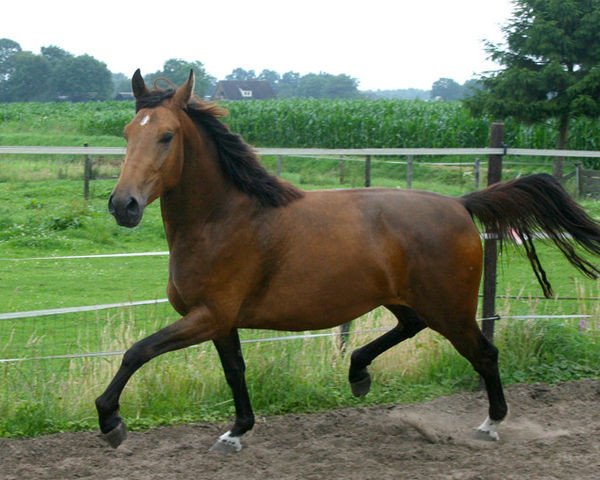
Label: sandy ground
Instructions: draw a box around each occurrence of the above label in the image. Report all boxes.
[1,379,599,480]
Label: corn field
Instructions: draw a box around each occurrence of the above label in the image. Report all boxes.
[2,99,600,167]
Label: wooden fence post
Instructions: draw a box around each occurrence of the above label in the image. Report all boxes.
[575,162,582,198]
[340,154,373,350]
[276,155,283,176]
[481,123,504,344]
[474,158,481,189]
[406,155,413,189]
[339,157,346,184]
[83,143,93,200]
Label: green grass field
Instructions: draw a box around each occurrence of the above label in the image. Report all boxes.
[1,156,598,438]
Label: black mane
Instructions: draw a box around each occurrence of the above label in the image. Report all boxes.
[135,89,303,208]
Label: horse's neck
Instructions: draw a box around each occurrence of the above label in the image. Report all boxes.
[159,140,240,242]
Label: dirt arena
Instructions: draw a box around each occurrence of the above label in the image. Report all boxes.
[1,379,599,480]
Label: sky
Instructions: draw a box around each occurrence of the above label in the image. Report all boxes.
[1,0,514,91]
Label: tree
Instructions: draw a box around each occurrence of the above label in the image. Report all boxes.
[257,69,279,84]
[41,45,73,63]
[0,40,113,101]
[277,71,300,98]
[0,38,21,76]
[462,79,482,98]
[0,51,50,101]
[146,59,215,97]
[466,0,600,177]
[52,54,113,101]
[112,73,131,95]
[430,78,463,100]
[41,46,74,100]
[257,69,280,92]
[0,39,22,99]
[323,73,360,99]
[226,68,257,81]
[296,72,360,99]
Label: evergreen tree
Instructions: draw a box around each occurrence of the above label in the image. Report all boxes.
[466,0,600,177]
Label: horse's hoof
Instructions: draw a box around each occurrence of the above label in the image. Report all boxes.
[99,421,128,449]
[209,431,242,454]
[473,416,500,442]
[350,373,372,397]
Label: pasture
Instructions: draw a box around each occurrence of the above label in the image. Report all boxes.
[0,99,599,443]
[1,161,598,440]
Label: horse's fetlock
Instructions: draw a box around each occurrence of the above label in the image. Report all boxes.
[232,414,255,436]
[350,348,370,372]
[490,403,509,422]
[348,366,369,385]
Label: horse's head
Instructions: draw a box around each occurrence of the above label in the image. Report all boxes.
[108,69,195,227]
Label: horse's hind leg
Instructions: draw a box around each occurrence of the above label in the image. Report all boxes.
[440,322,508,440]
[349,305,425,397]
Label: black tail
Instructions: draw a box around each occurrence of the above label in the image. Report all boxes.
[461,173,600,297]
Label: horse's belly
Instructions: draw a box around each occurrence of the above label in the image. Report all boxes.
[239,269,396,331]
[242,299,381,331]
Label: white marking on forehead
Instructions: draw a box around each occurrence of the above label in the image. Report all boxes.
[139,114,151,126]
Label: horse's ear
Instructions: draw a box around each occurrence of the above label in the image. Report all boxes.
[132,69,149,99]
[173,70,195,108]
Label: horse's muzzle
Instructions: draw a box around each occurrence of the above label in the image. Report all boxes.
[108,193,144,228]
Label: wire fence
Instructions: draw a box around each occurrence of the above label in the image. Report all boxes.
[1,145,598,367]
[0,303,594,364]
[1,252,597,365]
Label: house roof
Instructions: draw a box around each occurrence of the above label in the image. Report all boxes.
[211,80,276,100]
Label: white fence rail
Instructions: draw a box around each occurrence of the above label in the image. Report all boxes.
[3,145,600,158]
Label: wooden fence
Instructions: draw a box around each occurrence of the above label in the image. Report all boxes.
[2,144,600,198]
[576,164,600,198]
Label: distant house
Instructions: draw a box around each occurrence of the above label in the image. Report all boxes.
[115,92,134,101]
[211,80,276,100]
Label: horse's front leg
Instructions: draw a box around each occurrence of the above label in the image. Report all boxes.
[95,306,218,449]
[209,330,255,454]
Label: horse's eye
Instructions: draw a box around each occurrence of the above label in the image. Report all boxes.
[159,132,174,144]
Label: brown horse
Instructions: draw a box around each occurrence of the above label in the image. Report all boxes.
[96,70,600,453]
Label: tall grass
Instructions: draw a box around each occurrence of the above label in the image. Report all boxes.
[1,286,598,438]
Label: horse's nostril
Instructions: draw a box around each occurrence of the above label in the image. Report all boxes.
[108,194,143,227]
[126,197,140,216]
[108,194,116,214]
